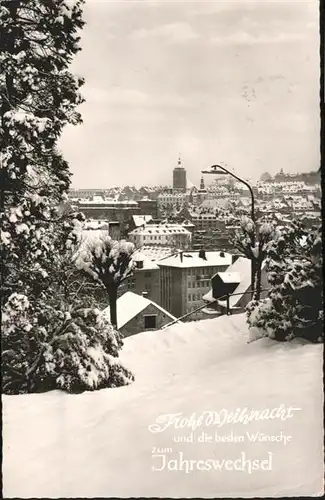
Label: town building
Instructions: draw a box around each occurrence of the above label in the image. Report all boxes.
[128,223,192,250]
[173,156,187,191]
[126,250,161,304]
[158,250,233,317]
[195,176,208,204]
[137,197,158,218]
[68,188,110,199]
[202,257,268,315]
[128,215,153,232]
[102,291,177,336]
[74,197,141,238]
[120,246,175,304]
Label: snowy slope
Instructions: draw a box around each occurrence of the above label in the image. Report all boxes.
[3,314,324,498]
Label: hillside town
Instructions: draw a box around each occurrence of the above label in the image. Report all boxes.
[66,159,321,335]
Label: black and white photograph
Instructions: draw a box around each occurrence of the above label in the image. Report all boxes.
[1,0,323,497]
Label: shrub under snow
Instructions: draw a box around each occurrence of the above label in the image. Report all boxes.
[246,222,323,343]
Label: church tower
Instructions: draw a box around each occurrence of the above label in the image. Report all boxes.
[197,175,207,203]
[173,155,187,191]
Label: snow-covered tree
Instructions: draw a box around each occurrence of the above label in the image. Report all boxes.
[2,215,134,393]
[231,216,276,301]
[1,0,85,302]
[74,233,136,328]
[247,222,323,343]
[1,0,134,393]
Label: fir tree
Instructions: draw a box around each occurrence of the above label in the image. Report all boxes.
[1,0,134,393]
[247,221,323,342]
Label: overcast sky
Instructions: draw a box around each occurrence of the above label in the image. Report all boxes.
[60,0,320,188]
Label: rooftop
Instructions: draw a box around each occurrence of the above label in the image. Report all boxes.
[204,257,266,308]
[78,198,138,206]
[102,291,176,328]
[158,250,232,268]
[132,215,153,227]
[129,224,191,236]
[217,271,241,284]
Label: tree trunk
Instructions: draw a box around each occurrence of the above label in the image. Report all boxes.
[250,258,256,300]
[254,258,262,301]
[108,286,118,329]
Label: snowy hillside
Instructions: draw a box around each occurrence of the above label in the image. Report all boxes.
[3,314,324,498]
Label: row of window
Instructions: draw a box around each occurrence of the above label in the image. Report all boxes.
[188,293,203,302]
[186,267,218,276]
[139,235,189,241]
[188,280,210,288]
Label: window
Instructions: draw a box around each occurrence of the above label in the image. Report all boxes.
[128,279,135,290]
[144,315,157,329]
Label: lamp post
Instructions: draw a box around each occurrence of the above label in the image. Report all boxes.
[201,164,256,299]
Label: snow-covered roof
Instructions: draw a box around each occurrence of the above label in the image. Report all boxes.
[137,245,175,261]
[78,199,138,206]
[129,224,191,236]
[132,215,153,227]
[217,272,241,284]
[157,192,189,199]
[158,251,232,269]
[214,257,266,308]
[102,292,176,328]
[132,251,160,271]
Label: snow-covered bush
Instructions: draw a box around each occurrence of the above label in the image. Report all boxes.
[247,222,323,343]
[2,216,134,394]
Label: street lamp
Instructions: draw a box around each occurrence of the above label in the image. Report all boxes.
[201,164,256,299]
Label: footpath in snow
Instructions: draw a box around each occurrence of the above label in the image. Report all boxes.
[3,314,324,498]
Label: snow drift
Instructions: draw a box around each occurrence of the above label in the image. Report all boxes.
[3,314,324,498]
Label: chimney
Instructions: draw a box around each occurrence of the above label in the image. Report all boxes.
[199,249,207,260]
[219,251,225,258]
[142,291,148,298]
[180,251,183,263]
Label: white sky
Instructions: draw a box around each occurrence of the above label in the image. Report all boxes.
[59,0,320,188]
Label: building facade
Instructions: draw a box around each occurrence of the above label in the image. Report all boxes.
[158,250,233,317]
[128,223,192,249]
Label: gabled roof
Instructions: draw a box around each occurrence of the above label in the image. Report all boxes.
[213,257,266,309]
[132,215,153,227]
[216,272,241,284]
[102,292,177,328]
